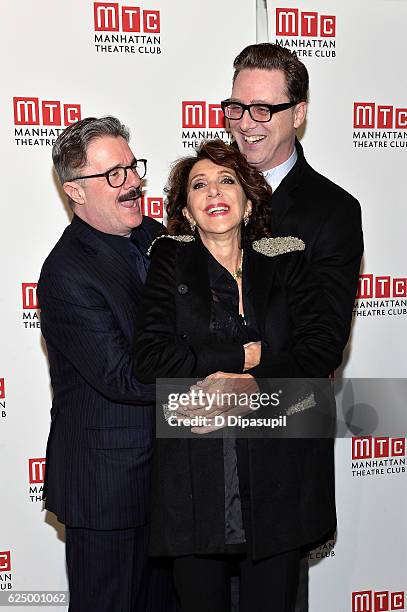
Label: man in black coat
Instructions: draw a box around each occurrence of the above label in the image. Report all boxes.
[38,116,174,612]
[220,44,364,610]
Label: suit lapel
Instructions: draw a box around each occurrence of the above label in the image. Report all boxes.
[270,138,306,234]
[246,244,277,334]
[69,216,144,293]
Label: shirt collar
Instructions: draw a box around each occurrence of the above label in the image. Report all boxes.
[262,147,298,192]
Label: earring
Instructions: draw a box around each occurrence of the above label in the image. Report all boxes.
[189,220,196,233]
[243,215,250,227]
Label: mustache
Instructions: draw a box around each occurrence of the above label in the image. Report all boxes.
[118,187,142,202]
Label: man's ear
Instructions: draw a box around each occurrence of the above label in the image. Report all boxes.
[293,102,307,129]
[63,181,85,206]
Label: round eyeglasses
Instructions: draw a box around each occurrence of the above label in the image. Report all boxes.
[221,100,297,123]
[69,159,147,188]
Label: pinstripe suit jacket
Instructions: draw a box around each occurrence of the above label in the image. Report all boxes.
[38,214,162,529]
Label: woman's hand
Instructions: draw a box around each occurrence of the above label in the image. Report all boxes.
[243,341,261,371]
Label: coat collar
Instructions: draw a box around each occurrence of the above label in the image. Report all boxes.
[269,138,308,228]
[67,215,144,287]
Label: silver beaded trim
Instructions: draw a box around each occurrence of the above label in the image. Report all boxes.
[286,392,316,416]
[252,236,305,257]
[147,234,195,256]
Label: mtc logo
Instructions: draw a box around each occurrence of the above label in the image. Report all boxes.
[94,3,160,32]
[13,97,81,126]
[354,103,407,129]
[0,378,5,400]
[0,551,11,572]
[141,197,163,219]
[356,275,407,299]
[29,458,46,484]
[22,283,39,310]
[352,590,405,611]
[276,8,335,37]
[352,437,406,460]
[182,102,225,129]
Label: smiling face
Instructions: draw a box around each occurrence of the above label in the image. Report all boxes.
[63,135,143,236]
[183,159,251,240]
[230,68,306,172]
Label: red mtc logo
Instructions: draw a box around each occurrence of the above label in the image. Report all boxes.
[275,8,336,37]
[28,458,46,484]
[22,283,39,310]
[0,551,11,572]
[141,197,163,219]
[94,3,160,32]
[354,103,407,129]
[356,275,407,299]
[352,590,405,611]
[182,102,225,129]
[352,437,406,460]
[13,98,81,126]
[0,378,5,400]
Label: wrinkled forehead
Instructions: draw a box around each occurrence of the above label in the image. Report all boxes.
[85,135,135,170]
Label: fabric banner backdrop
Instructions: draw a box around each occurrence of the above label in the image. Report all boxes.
[0,1,406,610]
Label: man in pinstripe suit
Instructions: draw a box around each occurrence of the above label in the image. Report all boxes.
[38,116,175,612]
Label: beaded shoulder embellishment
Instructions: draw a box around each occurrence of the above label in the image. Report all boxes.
[147,234,195,256]
[252,236,305,257]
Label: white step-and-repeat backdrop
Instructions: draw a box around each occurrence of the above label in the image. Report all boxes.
[0,1,406,610]
[260,1,407,610]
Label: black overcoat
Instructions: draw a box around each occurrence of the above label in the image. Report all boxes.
[271,139,364,349]
[134,235,344,560]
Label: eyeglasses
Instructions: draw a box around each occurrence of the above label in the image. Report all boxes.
[69,159,147,188]
[221,99,297,123]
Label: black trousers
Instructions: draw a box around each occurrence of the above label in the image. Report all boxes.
[173,548,300,612]
[66,525,178,612]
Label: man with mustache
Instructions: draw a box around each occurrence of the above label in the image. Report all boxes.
[220,44,364,610]
[38,116,172,611]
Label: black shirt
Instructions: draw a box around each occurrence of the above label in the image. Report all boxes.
[206,247,260,550]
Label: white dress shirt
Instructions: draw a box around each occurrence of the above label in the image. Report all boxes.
[262,147,298,192]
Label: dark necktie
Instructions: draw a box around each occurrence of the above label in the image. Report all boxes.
[129,237,148,283]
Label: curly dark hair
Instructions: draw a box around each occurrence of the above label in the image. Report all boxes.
[166,139,273,241]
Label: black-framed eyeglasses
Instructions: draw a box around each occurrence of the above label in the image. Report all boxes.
[69,159,147,188]
[221,99,297,123]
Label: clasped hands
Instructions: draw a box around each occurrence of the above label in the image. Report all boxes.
[173,341,261,434]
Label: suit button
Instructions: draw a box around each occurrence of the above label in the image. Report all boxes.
[177,283,189,295]
[180,332,188,340]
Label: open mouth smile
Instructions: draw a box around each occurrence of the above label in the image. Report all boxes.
[243,135,266,143]
[205,205,230,216]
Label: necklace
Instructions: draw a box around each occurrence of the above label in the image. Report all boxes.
[231,249,244,281]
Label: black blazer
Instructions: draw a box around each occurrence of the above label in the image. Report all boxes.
[134,236,343,560]
[38,215,162,530]
[271,139,364,352]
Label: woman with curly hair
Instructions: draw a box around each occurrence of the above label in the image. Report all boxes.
[134,139,340,612]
